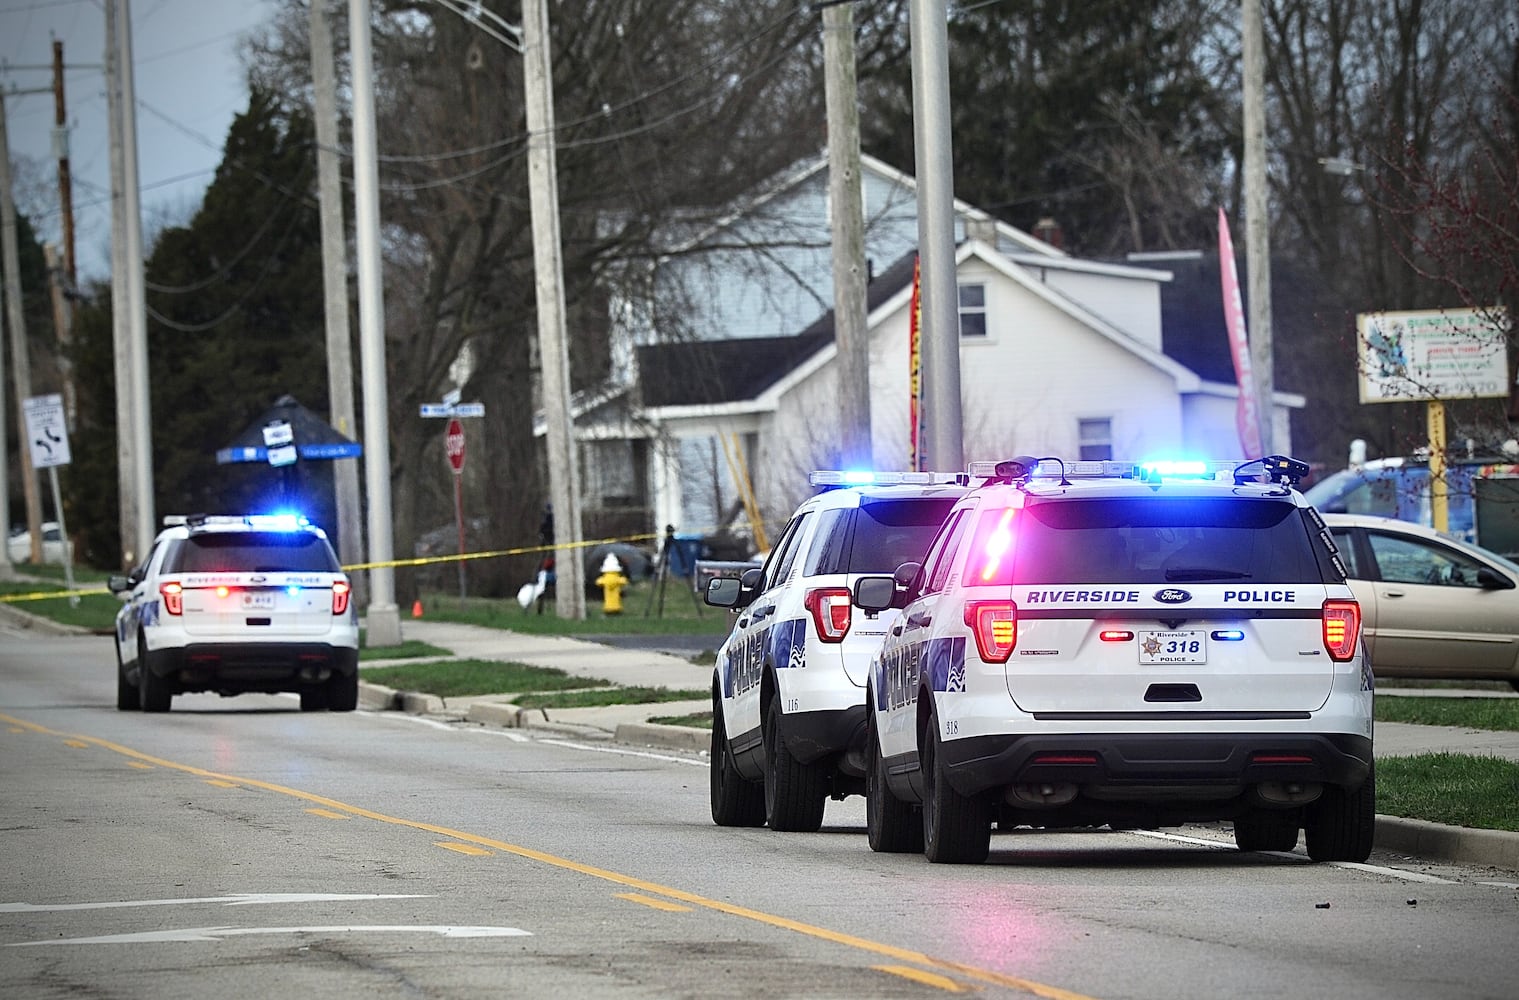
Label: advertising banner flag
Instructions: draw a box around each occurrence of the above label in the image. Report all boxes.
[1218,208,1263,458]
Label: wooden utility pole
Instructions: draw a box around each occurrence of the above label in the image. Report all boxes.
[309,0,366,596]
[523,0,586,618]
[823,1,872,469]
[52,41,77,289]
[1242,0,1274,454]
[1,95,47,562]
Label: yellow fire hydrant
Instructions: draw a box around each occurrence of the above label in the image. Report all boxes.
[596,553,629,615]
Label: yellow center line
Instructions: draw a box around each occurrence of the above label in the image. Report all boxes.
[204,779,241,789]
[436,841,494,857]
[63,739,89,748]
[876,965,979,993]
[0,711,1098,1000]
[615,892,692,913]
[305,807,350,820]
[127,761,153,770]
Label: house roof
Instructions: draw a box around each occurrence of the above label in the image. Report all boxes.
[637,251,919,409]
[1122,250,1317,392]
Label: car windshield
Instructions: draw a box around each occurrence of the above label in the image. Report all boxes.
[968,497,1325,586]
[163,532,340,574]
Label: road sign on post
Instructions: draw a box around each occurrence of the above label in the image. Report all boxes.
[23,394,71,469]
[446,418,466,472]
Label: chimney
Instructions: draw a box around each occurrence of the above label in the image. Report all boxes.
[1034,217,1064,250]
[965,216,999,246]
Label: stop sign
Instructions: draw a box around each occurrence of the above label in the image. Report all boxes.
[445,418,466,472]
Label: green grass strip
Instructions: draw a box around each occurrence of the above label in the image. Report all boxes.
[1377,753,1519,832]
[1376,696,1519,732]
[360,659,606,698]
[358,638,452,661]
[513,687,709,710]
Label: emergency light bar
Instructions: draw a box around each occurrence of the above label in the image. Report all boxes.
[964,455,1311,487]
[166,513,314,531]
[809,470,967,487]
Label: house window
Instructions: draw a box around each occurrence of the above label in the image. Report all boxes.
[1078,418,1112,461]
[958,283,987,338]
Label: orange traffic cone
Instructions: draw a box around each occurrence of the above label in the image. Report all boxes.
[412,599,424,618]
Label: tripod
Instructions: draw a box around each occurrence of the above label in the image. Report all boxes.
[644,525,703,618]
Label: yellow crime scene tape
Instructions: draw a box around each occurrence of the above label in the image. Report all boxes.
[0,526,731,606]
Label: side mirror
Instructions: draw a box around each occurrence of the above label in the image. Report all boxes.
[704,576,742,609]
[894,561,924,605]
[1476,566,1516,590]
[853,576,896,613]
[107,575,132,598]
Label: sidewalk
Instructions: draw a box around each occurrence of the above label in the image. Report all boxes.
[363,619,1519,870]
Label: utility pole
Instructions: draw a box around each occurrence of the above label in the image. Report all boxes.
[51,41,77,290]
[822,0,872,469]
[51,41,78,426]
[522,0,585,619]
[909,0,963,471]
[346,0,402,646]
[309,0,366,595]
[1,93,48,563]
[1242,0,1274,455]
[107,0,156,563]
[105,0,138,566]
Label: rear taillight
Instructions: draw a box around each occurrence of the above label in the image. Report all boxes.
[804,587,852,642]
[964,600,1018,663]
[1322,599,1360,661]
[332,580,351,616]
[159,581,184,616]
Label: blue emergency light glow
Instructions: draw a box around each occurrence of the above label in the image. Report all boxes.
[1211,630,1246,641]
[286,586,303,597]
[842,470,877,484]
[1140,460,1209,477]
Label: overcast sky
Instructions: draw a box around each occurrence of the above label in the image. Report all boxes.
[2,0,278,283]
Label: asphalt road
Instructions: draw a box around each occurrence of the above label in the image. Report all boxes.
[3,632,1518,999]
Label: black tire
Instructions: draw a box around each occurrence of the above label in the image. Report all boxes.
[763,697,827,832]
[137,639,171,713]
[300,687,330,712]
[921,721,990,864]
[865,702,922,853]
[1304,765,1376,862]
[326,671,359,712]
[115,643,139,712]
[1233,808,1300,852]
[710,695,766,827]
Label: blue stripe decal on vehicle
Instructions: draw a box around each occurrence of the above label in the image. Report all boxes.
[926,636,966,693]
[770,618,807,669]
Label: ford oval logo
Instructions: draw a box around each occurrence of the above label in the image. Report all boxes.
[1154,588,1192,604]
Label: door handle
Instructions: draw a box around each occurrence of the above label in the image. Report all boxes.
[906,611,932,628]
[1382,589,1405,599]
[891,624,903,636]
[751,604,774,622]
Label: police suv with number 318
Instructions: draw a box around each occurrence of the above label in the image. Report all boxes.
[852,456,1373,865]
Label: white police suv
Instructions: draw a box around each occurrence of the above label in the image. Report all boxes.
[704,472,968,831]
[853,456,1373,864]
[109,514,358,713]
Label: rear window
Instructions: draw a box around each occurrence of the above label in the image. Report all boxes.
[163,532,341,574]
[806,497,956,575]
[966,497,1327,586]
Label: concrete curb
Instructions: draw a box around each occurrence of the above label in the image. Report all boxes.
[0,600,92,636]
[1374,815,1519,870]
[614,721,711,752]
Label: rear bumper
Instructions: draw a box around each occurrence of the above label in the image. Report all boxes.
[144,641,359,693]
[941,731,1374,797]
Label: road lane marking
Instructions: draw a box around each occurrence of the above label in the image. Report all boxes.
[0,711,1098,1000]
[8,925,532,946]
[436,841,493,857]
[539,738,705,767]
[0,894,432,913]
[63,739,88,748]
[305,808,350,820]
[615,892,692,913]
[876,965,978,993]
[127,761,153,770]
[1128,830,1460,884]
[204,779,241,789]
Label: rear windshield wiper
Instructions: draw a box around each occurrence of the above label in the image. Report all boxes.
[1164,568,1252,581]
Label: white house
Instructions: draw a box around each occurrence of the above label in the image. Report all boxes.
[556,154,1303,548]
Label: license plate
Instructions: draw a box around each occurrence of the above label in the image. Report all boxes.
[1139,630,1206,664]
[240,592,277,611]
